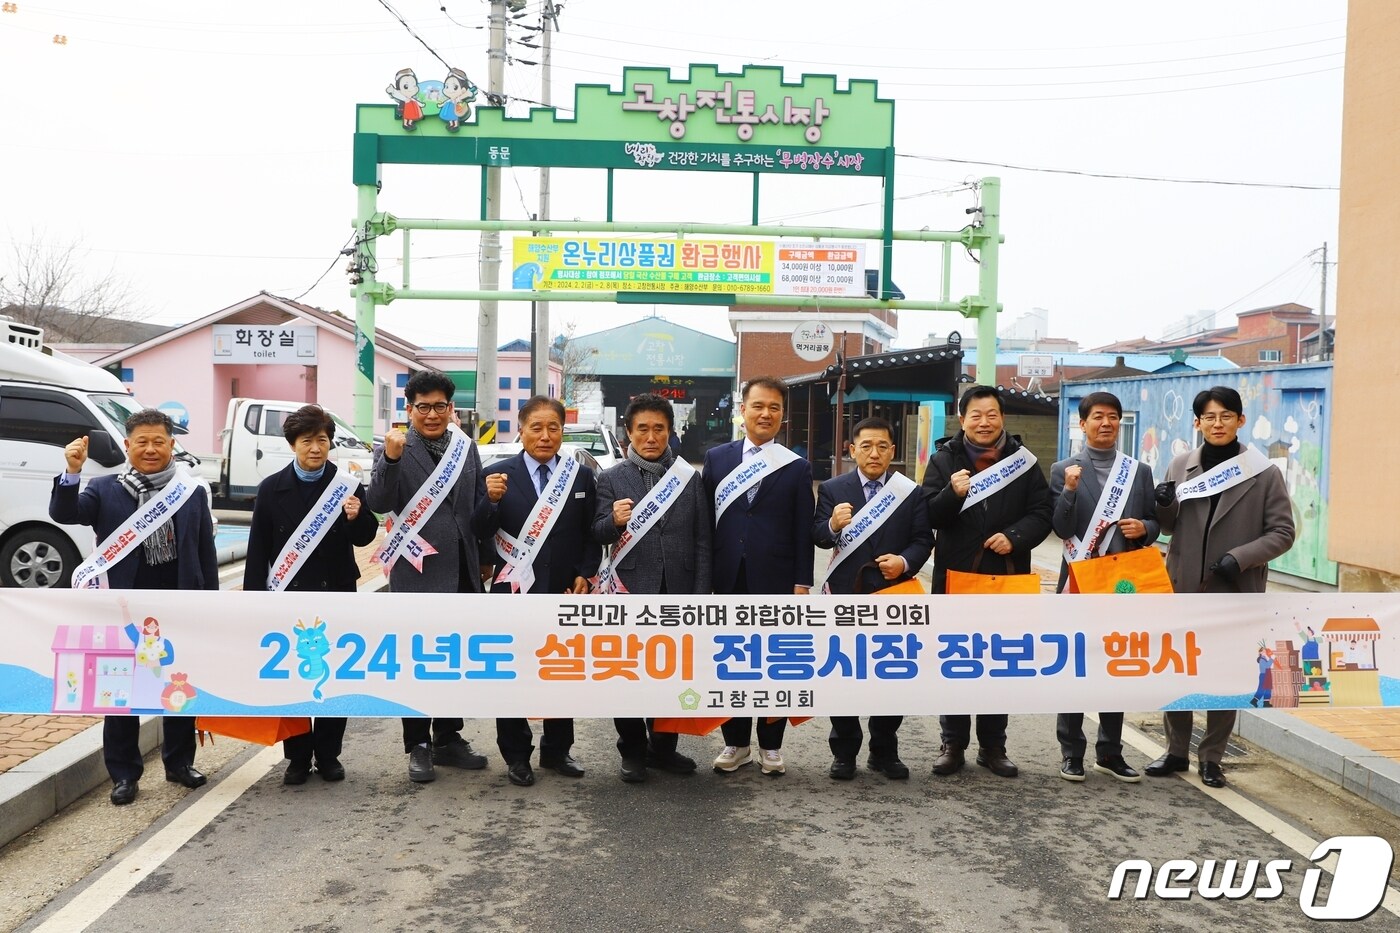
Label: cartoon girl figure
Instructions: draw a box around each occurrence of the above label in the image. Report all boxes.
[437,67,477,132]
[386,68,424,130]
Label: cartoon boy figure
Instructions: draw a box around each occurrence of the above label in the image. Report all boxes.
[386,68,424,130]
[437,67,477,132]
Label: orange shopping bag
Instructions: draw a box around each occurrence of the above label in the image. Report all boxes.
[197,716,312,746]
[854,561,927,596]
[1067,547,1173,594]
[945,551,1041,595]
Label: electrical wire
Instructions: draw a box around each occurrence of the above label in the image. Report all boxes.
[291,232,358,301]
[897,153,1338,191]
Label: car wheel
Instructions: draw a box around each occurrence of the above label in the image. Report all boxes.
[0,527,81,588]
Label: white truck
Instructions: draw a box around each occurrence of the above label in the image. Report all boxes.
[203,398,374,507]
[0,320,212,588]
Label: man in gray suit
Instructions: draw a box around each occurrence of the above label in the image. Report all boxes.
[1049,391,1158,785]
[367,370,489,784]
[593,394,711,783]
[1147,385,1295,789]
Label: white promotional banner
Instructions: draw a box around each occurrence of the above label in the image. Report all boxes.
[7,590,1396,719]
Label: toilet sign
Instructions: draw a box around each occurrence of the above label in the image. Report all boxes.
[792,321,835,362]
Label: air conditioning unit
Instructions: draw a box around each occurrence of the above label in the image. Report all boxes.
[0,316,44,349]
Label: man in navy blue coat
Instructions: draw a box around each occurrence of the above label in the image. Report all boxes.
[813,416,932,781]
[702,375,814,776]
[473,396,601,787]
[49,409,217,806]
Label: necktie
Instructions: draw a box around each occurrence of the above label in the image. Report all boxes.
[537,462,551,497]
[865,480,881,503]
[746,446,761,504]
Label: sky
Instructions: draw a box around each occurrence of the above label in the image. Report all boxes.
[0,1,1345,354]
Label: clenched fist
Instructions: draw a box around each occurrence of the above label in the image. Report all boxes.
[383,428,406,460]
[1063,464,1081,493]
[343,495,362,521]
[613,497,634,528]
[64,435,89,474]
[950,469,972,498]
[830,501,854,533]
[485,471,508,503]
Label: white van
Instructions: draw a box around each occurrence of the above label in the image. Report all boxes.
[209,398,373,506]
[0,323,212,588]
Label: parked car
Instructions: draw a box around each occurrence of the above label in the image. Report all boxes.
[478,441,601,474]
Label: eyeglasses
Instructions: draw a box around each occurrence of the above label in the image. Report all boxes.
[854,442,894,454]
[411,402,452,415]
[1198,413,1238,425]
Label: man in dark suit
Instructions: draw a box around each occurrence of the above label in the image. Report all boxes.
[366,370,490,784]
[49,409,217,806]
[593,393,710,783]
[702,375,815,776]
[923,385,1053,779]
[474,395,601,787]
[813,416,932,781]
[1049,391,1159,785]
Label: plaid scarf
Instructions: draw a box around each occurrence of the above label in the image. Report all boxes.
[116,461,179,566]
[962,431,1008,474]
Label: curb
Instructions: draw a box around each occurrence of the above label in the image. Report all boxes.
[1236,711,1400,818]
[0,717,160,849]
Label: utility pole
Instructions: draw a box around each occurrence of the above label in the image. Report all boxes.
[531,0,557,400]
[1317,241,1331,361]
[476,0,507,441]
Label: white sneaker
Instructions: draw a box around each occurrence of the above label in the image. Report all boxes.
[759,748,785,775]
[713,745,751,772]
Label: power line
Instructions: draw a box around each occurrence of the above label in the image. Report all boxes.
[291,232,358,302]
[897,153,1337,191]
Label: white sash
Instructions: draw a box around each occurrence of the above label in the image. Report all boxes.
[265,471,359,592]
[494,455,581,593]
[713,443,801,521]
[1063,452,1140,564]
[71,469,201,590]
[595,459,697,594]
[960,445,1038,512]
[816,472,917,594]
[1174,445,1274,503]
[374,425,469,573]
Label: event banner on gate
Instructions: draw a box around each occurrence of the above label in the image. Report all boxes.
[510,237,866,297]
[2,590,1396,718]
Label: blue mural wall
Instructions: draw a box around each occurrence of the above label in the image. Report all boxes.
[1059,363,1335,585]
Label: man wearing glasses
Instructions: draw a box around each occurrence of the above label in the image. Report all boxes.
[812,416,931,781]
[367,370,491,783]
[1147,385,1295,789]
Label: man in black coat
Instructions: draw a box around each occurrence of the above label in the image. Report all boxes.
[922,385,1052,779]
[813,416,932,781]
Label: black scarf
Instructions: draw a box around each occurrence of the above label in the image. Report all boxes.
[411,426,451,463]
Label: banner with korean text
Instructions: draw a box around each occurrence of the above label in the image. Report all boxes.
[7,590,1396,718]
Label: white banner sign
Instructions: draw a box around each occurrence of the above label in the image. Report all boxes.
[774,241,866,298]
[6,590,1395,718]
[212,325,318,365]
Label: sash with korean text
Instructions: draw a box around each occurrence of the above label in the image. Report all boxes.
[1174,445,1275,503]
[1064,452,1140,564]
[816,473,918,594]
[495,454,580,594]
[713,444,801,521]
[71,470,201,590]
[960,446,1038,512]
[265,471,358,592]
[373,425,469,573]
[595,459,698,594]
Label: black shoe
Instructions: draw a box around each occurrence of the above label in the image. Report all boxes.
[1094,757,1142,783]
[165,765,207,789]
[932,744,965,776]
[540,753,585,778]
[976,746,1019,778]
[1199,761,1227,788]
[1249,697,1259,707]
[316,759,345,782]
[432,735,488,770]
[620,757,648,783]
[408,744,435,783]
[507,760,536,787]
[110,779,138,806]
[645,748,697,774]
[868,756,910,780]
[283,761,312,786]
[1060,757,1085,782]
[1144,753,1190,777]
[829,758,857,780]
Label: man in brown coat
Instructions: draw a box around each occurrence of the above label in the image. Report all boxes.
[1146,385,1295,788]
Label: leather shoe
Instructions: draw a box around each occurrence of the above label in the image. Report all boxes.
[829,758,857,780]
[283,761,312,786]
[1094,756,1142,783]
[867,756,910,780]
[1144,753,1190,777]
[408,744,435,783]
[164,765,207,789]
[932,744,965,776]
[540,753,585,778]
[316,759,345,782]
[619,757,647,783]
[110,779,138,806]
[507,760,536,787]
[1060,757,1085,782]
[646,748,697,774]
[431,735,488,770]
[976,746,1019,778]
[1199,761,1227,788]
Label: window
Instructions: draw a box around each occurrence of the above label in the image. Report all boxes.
[1118,412,1137,456]
[0,390,100,448]
[497,419,510,434]
[499,376,512,390]
[498,398,511,412]
[1259,349,1282,362]
[396,372,410,388]
[520,377,532,390]
[378,380,391,423]
[262,408,289,437]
